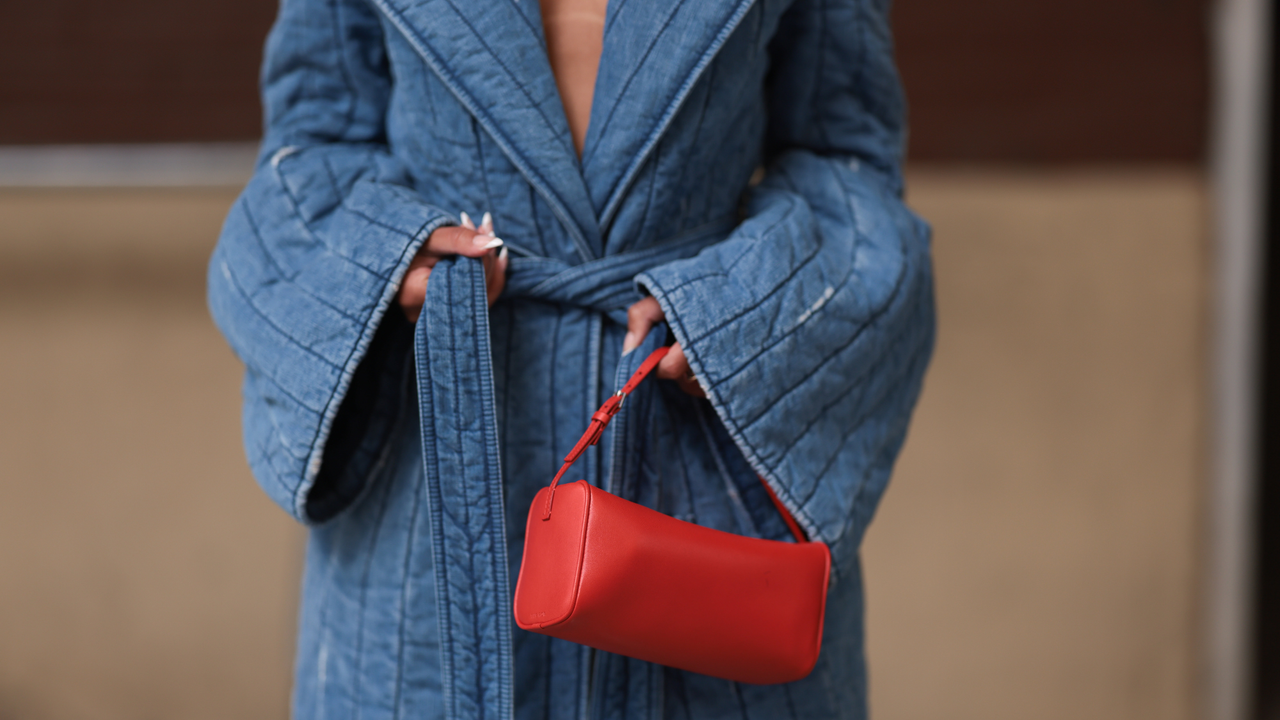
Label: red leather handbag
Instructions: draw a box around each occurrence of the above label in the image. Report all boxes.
[513,347,831,685]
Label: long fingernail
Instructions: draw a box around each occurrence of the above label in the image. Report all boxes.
[622,331,638,355]
[475,236,503,250]
[460,211,475,229]
[498,246,508,263]
[480,212,493,233]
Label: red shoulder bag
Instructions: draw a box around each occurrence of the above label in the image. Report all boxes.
[513,347,831,684]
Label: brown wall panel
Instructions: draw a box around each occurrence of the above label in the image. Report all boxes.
[0,0,1210,163]
[893,0,1210,163]
[0,1,275,144]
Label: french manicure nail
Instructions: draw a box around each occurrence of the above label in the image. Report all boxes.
[481,211,493,230]
[477,237,504,250]
[498,246,508,263]
[460,211,475,229]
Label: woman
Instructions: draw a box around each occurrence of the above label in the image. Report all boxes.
[207,0,935,717]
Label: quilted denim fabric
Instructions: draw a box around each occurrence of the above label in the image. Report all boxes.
[206,0,935,717]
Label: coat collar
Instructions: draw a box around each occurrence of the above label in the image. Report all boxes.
[374,0,756,259]
[581,0,757,236]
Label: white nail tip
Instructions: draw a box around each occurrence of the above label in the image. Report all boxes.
[481,238,504,250]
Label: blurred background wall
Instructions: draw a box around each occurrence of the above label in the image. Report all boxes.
[0,1,1229,718]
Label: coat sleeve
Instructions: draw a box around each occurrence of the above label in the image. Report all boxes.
[635,0,936,553]
[207,0,452,523]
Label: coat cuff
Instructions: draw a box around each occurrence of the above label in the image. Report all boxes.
[210,160,454,524]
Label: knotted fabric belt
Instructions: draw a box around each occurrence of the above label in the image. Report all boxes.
[500,217,734,321]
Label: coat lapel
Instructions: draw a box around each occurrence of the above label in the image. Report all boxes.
[580,0,758,234]
[372,0,602,261]
[373,0,756,260]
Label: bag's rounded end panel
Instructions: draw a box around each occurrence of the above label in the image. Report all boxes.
[513,480,592,629]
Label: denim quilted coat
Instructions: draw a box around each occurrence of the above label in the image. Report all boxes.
[207,0,935,716]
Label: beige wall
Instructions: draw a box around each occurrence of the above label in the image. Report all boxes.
[0,170,1207,718]
[865,170,1206,720]
[0,189,301,720]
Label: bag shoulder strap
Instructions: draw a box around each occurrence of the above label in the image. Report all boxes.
[542,347,808,543]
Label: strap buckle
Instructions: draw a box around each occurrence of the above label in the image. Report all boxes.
[542,347,671,520]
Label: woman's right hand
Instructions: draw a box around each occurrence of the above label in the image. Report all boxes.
[398,212,510,323]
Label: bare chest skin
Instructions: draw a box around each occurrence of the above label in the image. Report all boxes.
[538,0,608,157]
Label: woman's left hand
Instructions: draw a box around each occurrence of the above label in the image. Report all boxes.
[622,297,706,398]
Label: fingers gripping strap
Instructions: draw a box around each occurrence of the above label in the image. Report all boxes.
[542,347,669,519]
